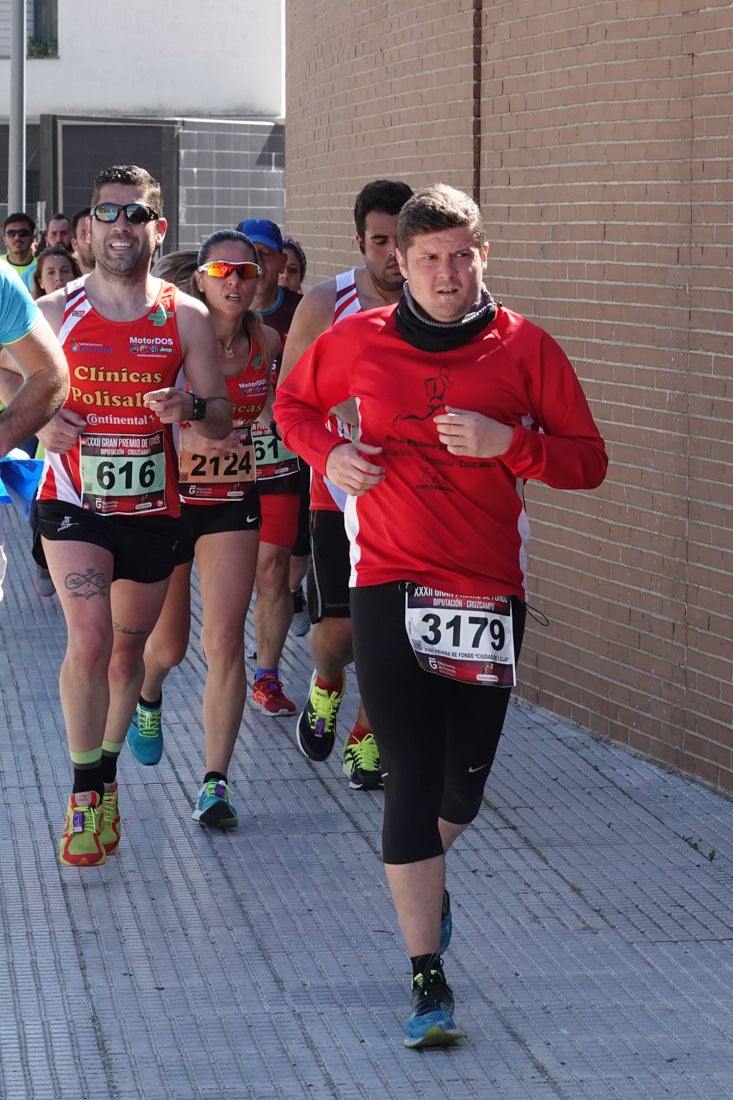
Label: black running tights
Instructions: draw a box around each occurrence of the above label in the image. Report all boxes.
[351,583,525,865]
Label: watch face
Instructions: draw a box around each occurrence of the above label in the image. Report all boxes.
[190,394,206,421]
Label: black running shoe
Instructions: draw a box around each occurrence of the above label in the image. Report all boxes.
[404,958,464,1049]
[296,670,345,761]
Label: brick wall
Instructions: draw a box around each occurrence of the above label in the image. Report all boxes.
[284,1,476,276]
[284,0,733,793]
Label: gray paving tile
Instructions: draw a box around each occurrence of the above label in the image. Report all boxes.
[1,504,732,1099]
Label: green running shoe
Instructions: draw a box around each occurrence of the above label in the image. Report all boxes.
[59,791,106,867]
[342,730,383,790]
[100,782,121,855]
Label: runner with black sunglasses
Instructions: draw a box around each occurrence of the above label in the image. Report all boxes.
[27,164,232,867]
[1,212,38,291]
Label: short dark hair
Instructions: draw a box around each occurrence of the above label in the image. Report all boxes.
[91,165,163,217]
[397,184,485,253]
[353,180,414,240]
[71,208,91,236]
[4,211,35,234]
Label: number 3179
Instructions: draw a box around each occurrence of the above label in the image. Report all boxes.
[419,613,506,650]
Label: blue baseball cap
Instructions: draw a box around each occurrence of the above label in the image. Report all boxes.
[236,218,283,252]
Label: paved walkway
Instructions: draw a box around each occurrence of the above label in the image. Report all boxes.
[1,504,732,1100]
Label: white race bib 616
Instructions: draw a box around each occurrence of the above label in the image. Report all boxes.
[80,430,166,515]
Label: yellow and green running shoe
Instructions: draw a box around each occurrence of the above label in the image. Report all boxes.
[100,782,121,855]
[59,791,106,867]
[342,730,382,791]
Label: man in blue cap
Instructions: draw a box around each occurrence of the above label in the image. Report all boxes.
[236,217,306,719]
[237,218,301,330]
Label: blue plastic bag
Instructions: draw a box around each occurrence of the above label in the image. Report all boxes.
[0,448,44,519]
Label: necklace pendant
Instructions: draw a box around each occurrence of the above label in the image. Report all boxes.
[225,347,234,359]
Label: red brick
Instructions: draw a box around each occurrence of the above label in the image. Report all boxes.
[285,0,733,794]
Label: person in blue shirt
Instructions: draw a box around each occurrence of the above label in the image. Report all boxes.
[0,263,69,599]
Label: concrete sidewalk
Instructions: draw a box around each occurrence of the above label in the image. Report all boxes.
[1,504,732,1100]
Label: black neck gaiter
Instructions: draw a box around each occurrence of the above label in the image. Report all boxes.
[395,284,497,353]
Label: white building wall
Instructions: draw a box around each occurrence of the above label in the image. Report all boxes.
[0,0,283,119]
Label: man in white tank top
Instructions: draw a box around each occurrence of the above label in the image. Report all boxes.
[278,180,413,791]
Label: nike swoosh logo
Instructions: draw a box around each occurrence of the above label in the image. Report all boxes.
[246,515,258,524]
[468,762,490,774]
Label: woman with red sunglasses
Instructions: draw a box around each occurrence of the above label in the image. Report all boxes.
[128,229,280,828]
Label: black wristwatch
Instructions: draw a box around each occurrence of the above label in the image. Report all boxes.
[189,393,207,422]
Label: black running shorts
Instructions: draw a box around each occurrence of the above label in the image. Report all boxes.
[292,468,311,558]
[306,508,351,622]
[174,490,261,565]
[34,500,179,584]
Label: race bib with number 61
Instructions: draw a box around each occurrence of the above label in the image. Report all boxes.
[405,586,516,687]
[252,422,299,480]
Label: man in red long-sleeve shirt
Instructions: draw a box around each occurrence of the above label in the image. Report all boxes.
[275,183,607,1050]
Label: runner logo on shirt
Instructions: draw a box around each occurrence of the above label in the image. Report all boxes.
[393,366,453,425]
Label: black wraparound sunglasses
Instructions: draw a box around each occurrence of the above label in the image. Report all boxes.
[91,202,160,224]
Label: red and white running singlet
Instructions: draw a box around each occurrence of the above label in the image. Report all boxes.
[310,268,363,512]
[178,332,269,503]
[39,278,185,518]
